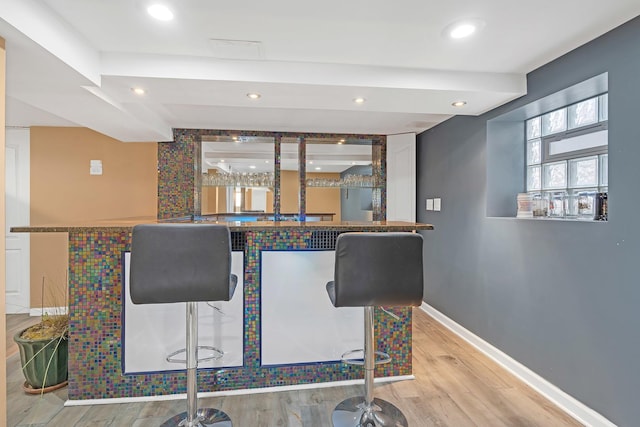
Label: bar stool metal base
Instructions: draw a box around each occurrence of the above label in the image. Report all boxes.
[331,396,408,427]
[160,408,232,427]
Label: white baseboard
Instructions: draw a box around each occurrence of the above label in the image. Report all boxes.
[420,302,616,427]
[64,375,414,407]
[29,306,68,317]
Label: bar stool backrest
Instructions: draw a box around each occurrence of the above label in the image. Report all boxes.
[130,224,236,304]
[329,232,424,308]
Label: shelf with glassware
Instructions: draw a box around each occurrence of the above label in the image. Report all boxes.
[305,173,383,189]
[202,171,274,188]
[202,172,383,190]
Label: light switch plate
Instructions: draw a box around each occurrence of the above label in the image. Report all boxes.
[426,199,434,211]
[433,198,441,211]
[90,160,103,175]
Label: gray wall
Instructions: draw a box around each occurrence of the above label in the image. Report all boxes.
[417,16,640,427]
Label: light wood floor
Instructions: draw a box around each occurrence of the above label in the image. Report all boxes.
[6,309,583,426]
[6,313,39,359]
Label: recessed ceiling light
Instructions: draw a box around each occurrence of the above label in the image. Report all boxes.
[247,93,261,100]
[131,87,146,95]
[249,165,256,169]
[315,167,322,171]
[147,4,174,21]
[450,24,476,39]
[452,101,467,107]
[220,159,225,163]
[444,19,485,40]
[265,160,270,164]
[353,97,366,104]
[351,162,356,165]
[309,161,314,164]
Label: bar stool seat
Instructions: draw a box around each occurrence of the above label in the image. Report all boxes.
[130,223,237,427]
[326,232,424,427]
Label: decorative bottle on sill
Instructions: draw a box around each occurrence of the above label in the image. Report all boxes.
[596,192,608,221]
[516,193,533,218]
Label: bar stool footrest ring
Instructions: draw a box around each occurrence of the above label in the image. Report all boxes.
[166,346,224,364]
[340,349,391,366]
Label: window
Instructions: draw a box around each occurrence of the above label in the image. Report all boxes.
[525,94,608,220]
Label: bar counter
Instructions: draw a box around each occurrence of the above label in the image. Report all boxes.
[13,219,433,402]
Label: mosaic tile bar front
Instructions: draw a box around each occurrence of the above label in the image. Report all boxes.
[70,128,403,400]
[67,229,413,400]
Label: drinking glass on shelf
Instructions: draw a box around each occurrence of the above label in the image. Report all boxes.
[548,191,567,218]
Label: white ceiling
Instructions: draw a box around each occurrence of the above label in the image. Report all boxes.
[1,0,639,142]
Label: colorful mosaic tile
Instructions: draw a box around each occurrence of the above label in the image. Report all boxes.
[157,129,200,219]
[298,137,306,220]
[63,128,399,400]
[274,135,282,219]
[66,228,412,400]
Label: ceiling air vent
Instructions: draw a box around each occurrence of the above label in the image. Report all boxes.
[208,39,264,60]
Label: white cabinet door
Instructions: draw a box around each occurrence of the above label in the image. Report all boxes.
[387,133,416,222]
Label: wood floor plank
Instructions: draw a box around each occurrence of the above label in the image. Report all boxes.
[5,309,585,427]
[447,390,511,427]
[6,314,39,359]
[137,398,185,419]
[421,394,478,427]
[499,387,581,427]
[76,403,123,423]
[9,391,66,425]
[42,405,89,427]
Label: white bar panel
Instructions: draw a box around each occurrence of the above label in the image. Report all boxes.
[261,250,363,366]
[123,251,244,374]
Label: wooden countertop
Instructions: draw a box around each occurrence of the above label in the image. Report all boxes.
[10,216,433,233]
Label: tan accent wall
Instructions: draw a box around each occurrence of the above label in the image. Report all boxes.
[266,190,274,213]
[306,172,341,221]
[217,187,227,213]
[201,186,217,214]
[281,170,300,213]
[201,170,216,214]
[280,170,341,219]
[244,188,252,210]
[1,35,8,421]
[30,127,158,308]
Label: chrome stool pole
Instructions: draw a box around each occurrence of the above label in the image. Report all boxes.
[331,307,408,427]
[160,302,232,427]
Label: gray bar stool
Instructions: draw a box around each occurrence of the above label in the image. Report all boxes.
[326,232,424,427]
[130,224,238,427]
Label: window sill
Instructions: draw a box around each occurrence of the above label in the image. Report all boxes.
[486,216,608,223]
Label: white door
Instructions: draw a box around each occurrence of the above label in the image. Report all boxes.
[5,128,30,314]
[387,132,416,222]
